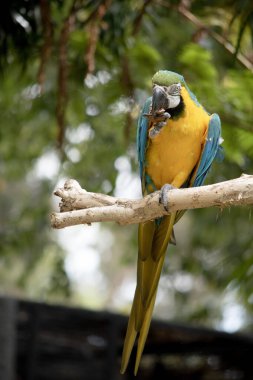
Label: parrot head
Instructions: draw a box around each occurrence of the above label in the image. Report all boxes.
[151,70,186,115]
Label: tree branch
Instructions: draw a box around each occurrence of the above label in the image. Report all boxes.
[156,0,253,73]
[84,0,111,77]
[56,0,77,149]
[51,174,253,229]
[37,0,53,93]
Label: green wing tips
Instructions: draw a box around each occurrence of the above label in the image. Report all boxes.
[152,70,185,86]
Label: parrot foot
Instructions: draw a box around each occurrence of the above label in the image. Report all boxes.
[146,109,171,139]
[159,184,175,212]
[144,109,171,123]
[149,121,166,138]
[153,110,171,123]
[149,111,171,138]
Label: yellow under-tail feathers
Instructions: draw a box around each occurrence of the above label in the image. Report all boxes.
[121,79,212,375]
[121,214,176,375]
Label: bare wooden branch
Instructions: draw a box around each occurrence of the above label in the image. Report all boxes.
[51,174,253,229]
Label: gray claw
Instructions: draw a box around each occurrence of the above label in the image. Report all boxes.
[162,112,171,120]
[159,184,175,212]
[149,127,160,138]
[156,121,166,128]
[153,111,171,121]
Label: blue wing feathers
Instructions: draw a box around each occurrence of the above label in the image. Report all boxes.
[193,113,222,187]
[137,97,152,179]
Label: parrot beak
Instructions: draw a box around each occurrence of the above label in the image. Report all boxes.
[152,83,182,115]
[152,85,168,114]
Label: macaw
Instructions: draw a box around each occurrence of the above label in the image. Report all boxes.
[120,70,222,375]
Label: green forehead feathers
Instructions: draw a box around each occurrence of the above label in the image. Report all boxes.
[152,70,185,86]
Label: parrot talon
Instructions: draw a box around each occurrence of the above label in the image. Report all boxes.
[162,112,171,120]
[149,127,159,138]
[159,184,176,212]
[153,110,171,121]
[156,121,167,128]
[145,110,171,135]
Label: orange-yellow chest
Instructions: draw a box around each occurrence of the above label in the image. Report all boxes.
[145,87,210,190]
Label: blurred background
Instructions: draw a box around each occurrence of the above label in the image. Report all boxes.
[0,0,253,336]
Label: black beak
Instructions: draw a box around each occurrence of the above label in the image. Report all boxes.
[152,85,169,113]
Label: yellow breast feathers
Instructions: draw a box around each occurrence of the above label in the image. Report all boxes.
[146,87,210,190]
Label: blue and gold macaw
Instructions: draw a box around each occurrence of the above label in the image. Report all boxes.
[120,70,222,375]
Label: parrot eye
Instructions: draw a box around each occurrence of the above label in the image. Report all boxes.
[167,83,181,96]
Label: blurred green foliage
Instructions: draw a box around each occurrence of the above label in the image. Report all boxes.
[0,0,253,329]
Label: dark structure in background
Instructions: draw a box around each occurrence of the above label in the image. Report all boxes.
[0,297,252,380]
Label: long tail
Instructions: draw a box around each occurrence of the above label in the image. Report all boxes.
[120,213,176,375]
